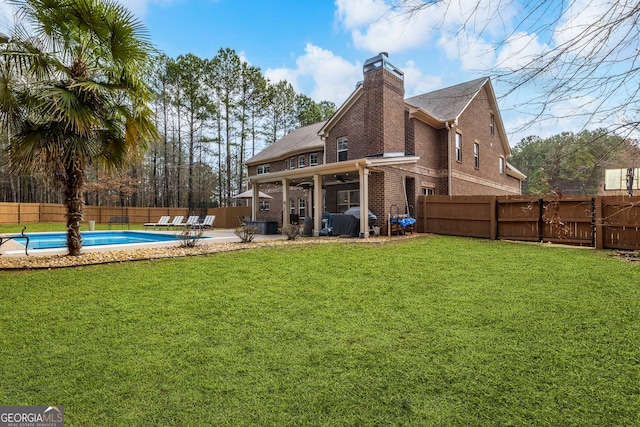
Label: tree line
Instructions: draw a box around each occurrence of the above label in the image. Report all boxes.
[0,48,335,209]
[510,130,640,195]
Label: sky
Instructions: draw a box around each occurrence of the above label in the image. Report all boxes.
[0,0,631,145]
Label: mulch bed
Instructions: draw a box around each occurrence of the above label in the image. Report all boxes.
[0,235,420,270]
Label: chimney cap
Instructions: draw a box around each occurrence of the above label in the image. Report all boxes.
[363,52,404,79]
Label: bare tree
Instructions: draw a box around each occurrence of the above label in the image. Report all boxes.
[394,0,640,137]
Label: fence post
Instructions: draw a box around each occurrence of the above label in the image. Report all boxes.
[490,196,497,240]
[538,198,544,242]
[594,196,604,249]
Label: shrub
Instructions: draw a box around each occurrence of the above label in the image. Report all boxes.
[279,222,302,240]
[175,226,204,248]
[235,224,258,243]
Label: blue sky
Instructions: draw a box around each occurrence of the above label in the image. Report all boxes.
[0,0,627,144]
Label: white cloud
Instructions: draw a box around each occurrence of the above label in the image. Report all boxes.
[335,0,518,59]
[350,9,436,53]
[494,32,547,71]
[553,0,610,48]
[265,43,445,109]
[402,60,442,96]
[334,0,390,29]
[265,43,361,106]
[438,31,496,71]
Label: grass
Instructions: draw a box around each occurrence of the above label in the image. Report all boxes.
[1,236,639,426]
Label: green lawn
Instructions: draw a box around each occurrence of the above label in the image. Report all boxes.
[1,236,639,426]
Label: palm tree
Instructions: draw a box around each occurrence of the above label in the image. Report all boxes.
[0,0,158,255]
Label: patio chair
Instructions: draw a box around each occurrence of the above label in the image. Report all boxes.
[167,216,185,228]
[185,216,200,227]
[144,215,170,229]
[200,215,215,229]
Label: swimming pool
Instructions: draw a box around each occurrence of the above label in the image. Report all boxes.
[8,231,196,250]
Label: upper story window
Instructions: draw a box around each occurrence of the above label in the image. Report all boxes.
[337,137,348,162]
[298,155,305,168]
[455,133,462,162]
[257,164,270,174]
[490,114,495,135]
[310,153,319,166]
[499,156,505,174]
[289,157,296,169]
[474,142,479,169]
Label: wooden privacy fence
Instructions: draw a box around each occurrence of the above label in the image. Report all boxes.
[0,203,251,229]
[417,195,640,250]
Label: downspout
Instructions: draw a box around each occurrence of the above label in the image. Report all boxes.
[446,119,458,195]
[446,121,452,195]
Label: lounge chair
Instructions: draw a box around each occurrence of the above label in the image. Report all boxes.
[144,215,170,229]
[167,216,185,227]
[200,215,215,229]
[185,216,200,227]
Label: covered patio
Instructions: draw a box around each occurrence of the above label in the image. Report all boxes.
[247,156,418,237]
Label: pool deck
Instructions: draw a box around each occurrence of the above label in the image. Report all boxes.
[0,229,288,258]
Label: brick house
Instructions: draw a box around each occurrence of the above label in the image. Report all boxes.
[245,53,524,236]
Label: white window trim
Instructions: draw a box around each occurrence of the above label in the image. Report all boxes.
[474,142,479,169]
[455,133,462,162]
[298,155,305,168]
[310,153,319,166]
[337,137,348,162]
[298,198,306,217]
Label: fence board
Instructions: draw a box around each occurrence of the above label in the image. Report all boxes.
[419,195,640,251]
[0,203,247,229]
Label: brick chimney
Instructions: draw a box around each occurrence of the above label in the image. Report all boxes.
[362,52,405,157]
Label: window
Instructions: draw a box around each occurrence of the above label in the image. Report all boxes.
[422,188,435,195]
[499,157,505,174]
[337,189,359,212]
[455,133,462,162]
[490,113,495,135]
[337,137,348,162]
[474,142,479,169]
[257,164,270,174]
[259,201,270,211]
[289,157,296,169]
[298,198,306,217]
[290,198,296,215]
[284,160,288,170]
[310,153,319,166]
[298,155,305,168]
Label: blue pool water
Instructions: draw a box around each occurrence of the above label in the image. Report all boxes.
[9,231,191,250]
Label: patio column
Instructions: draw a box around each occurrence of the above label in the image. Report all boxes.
[282,179,290,227]
[313,174,322,236]
[251,185,259,220]
[359,166,370,238]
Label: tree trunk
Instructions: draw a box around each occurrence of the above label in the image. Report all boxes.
[65,161,85,256]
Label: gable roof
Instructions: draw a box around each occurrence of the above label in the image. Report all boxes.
[246,121,326,165]
[405,77,488,122]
